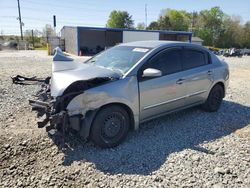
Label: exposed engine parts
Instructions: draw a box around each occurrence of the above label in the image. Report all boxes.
[12,74,115,142]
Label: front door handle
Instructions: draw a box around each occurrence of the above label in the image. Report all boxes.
[176,78,185,85]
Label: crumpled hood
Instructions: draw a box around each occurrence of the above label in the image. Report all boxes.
[51,63,121,97]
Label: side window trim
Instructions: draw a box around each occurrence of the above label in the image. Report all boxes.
[207,51,212,64]
[182,47,209,70]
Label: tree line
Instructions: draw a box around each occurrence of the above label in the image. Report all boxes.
[107,7,250,48]
[2,7,249,49]
[0,24,56,49]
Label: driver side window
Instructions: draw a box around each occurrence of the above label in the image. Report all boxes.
[144,48,182,76]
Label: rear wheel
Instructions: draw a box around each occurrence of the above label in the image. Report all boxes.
[90,105,130,148]
[202,84,224,112]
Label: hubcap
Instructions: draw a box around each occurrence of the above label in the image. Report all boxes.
[101,113,124,139]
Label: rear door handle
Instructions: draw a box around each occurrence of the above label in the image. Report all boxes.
[207,70,213,75]
[176,78,185,85]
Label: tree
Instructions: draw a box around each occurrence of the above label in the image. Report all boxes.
[158,9,191,31]
[242,21,250,48]
[190,11,199,34]
[196,7,225,46]
[216,16,243,48]
[107,10,134,29]
[42,24,55,42]
[24,29,42,48]
[0,30,4,40]
[147,21,159,30]
[140,6,249,48]
[136,22,146,30]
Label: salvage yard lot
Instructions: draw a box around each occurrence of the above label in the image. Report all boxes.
[0,50,249,187]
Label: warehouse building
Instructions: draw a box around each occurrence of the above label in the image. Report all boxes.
[191,36,204,46]
[61,26,193,56]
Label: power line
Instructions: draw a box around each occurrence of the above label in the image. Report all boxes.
[2,6,158,22]
[0,18,106,27]
[0,25,20,28]
[2,5,162,16]
[1,14,156,23]
[22,2,111,12]
[1,2,161,35]
[22,0,115,8]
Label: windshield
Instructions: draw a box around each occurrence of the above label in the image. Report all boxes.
[86,46,151,74]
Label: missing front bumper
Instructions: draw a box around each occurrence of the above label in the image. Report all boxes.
[28,79,63,131]
[29,97,82,133]
[28,79,96,141]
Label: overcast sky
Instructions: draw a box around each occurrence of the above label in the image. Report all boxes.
[1,0,250,35]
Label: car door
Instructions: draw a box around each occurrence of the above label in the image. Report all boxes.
[181,48,214,105]
[138,47,187,121]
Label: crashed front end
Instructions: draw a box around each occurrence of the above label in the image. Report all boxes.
[29,77,114,137]
[29,82,81,134]
[28,48,120,139]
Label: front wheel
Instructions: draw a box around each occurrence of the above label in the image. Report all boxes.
[90,105,130,148]
[202,84,224,112]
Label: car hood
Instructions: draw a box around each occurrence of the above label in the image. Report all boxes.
[51,62,121,97]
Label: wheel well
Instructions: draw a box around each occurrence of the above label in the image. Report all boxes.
[214,82,225,97]
[97,103,135,130]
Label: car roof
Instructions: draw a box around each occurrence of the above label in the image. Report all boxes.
[119,40,209,52]
[119,40,184,48]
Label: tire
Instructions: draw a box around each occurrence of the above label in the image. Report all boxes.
[90,105,130,148]
[202,84,224,112]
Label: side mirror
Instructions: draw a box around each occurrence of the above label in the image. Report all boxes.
[142,68,162,78]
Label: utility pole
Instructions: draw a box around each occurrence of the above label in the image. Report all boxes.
[53,15,56,34]
[145,4,147,29]
[17,0,23,40]
[31,29,35,48]
[191,11,194,32]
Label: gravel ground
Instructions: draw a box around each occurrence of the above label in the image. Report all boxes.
[0,50,249,188]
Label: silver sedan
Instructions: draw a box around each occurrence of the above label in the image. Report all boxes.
[30,41,229,148]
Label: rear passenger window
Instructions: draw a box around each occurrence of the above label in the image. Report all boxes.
[183,49,208,70]
[147,49,182,76]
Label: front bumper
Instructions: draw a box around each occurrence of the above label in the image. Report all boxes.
[29,77,101,143]
[29,82,64,132]
[29,99,67,129]
[29,82,84,135]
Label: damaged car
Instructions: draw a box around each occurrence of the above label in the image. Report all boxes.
[29,41,229,148]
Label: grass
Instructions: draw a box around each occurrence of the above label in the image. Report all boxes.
[35,46,47,50]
